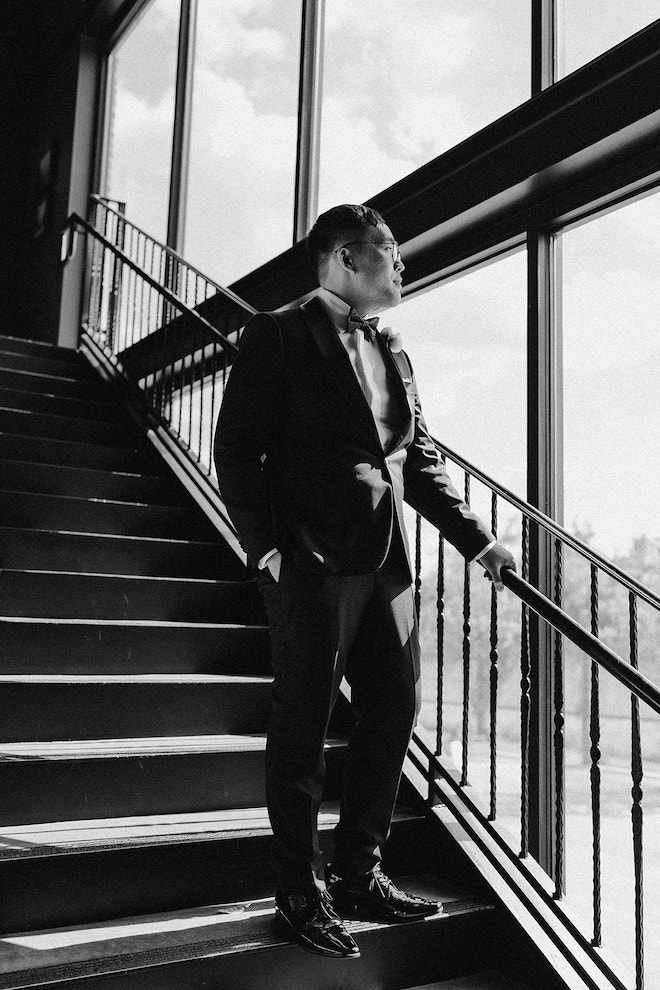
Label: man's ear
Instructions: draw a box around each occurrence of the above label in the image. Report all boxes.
[335,247,355,272]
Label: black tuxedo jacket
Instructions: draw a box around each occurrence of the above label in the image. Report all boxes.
[214,296,494,575]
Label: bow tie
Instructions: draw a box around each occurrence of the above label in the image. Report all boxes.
[347,310,379,342]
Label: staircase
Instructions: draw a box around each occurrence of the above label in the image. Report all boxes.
[0,334,549,989]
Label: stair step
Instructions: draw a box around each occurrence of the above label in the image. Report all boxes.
[407,973,534,989]
[0,365,113,400]
[0,571,264,622]
[0,334,81,361]
[0,433,157,472]
[0,810,479,941]
[0,489,219,539]
[0,407,140,445]
[0,527,244,578]
[0,674,273,741]
[0,885,494,989]
[0,458,187,503]
[0,385,130,422]
[0,736,347,825]
[0,347,97,379]
[0,616,270,675]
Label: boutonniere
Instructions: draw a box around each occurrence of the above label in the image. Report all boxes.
[378,326,403,353]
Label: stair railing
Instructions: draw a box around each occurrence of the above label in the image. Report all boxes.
[62,205,255,475]
[62,207,660,990]
[408,440,660,990]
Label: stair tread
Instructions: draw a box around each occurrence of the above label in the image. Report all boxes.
[0,735,344,759]
[0,488,178,510]
[0,525,222,547]
[0,803,419,855]
[0,879,492,987]
[0,384,122,411]
[0,335,78,357]
[0,458,169,483]
[0,673,270,682]
[0,569,248,587]
[407,973,534,990]
[0,617,265,629]
[0,430,145,457]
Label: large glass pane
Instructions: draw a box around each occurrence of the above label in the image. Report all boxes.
[558,3,659,79]
[380,251,527,847]
[185,0,302,286]
[562,193,660,573]
[318,0,530,212]
[104,0,181,242]
[561,191,660,987]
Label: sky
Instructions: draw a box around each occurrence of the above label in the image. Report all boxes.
[104,0,660,557]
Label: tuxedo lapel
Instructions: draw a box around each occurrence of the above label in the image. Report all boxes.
[377,335,413,453]
[300,297,381,433]
[299,296,413,454]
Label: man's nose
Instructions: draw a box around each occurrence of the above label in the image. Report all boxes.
[395,254,405,273]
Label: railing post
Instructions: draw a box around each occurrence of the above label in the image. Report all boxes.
[527,228,563,878]
[293,0,325,242]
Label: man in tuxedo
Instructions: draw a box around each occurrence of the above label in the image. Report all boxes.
[214,204,515,959]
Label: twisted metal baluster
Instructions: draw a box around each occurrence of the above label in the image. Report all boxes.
[207,342,220,475]
[414,513,422,621]
[630,592,644,990]
[197,275,205,461]
[520,514,531,858]
[436,531,445,757]
[553,537,565,899]
[589,563,602,946]
[489,491,499,821]
[461,472,471,787]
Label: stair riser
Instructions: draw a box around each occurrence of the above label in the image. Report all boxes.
[0,622,271,674]
[0,367,110,399]
[0,572,264,622]
[2,680,273,741]
[0,408,141,446]
[0,529,244,579]
[0,349,96,379]
[0,815,437,938]
[0,491,218,540]
[0,435,153,472]
[0,747,347,826]
[0,387,129,422]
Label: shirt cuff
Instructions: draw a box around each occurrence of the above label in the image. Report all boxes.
[472,539,496,563]
[258,548,279,569]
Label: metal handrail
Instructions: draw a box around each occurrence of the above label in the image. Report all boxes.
[434,436,660,614]
[89,194,258,319]
[500,567,660,716]
[66,214,240,357]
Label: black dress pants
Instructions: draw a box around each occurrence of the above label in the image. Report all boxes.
[256,545,421,895]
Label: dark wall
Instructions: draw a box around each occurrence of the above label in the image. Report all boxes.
[1,3,92,341]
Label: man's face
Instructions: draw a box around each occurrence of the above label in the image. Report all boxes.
[344,223,405,315]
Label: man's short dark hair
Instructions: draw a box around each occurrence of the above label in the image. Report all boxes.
[307,204,386,279]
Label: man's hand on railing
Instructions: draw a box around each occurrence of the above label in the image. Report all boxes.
[479,542,517,592]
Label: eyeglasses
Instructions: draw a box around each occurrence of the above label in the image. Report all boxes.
[334,240,401,262]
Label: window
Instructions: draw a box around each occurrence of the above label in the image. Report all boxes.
[558,3,660,78]
[561,191,660,986]
[386,250,528,498]
[387,253,527,846]
[184,0,302,285]
[318,0,530,211]
[561,192,660,569]
[103,0,181,242]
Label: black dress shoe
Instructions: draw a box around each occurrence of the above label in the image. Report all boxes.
[328,865,442,921]
[275,888,361,959]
